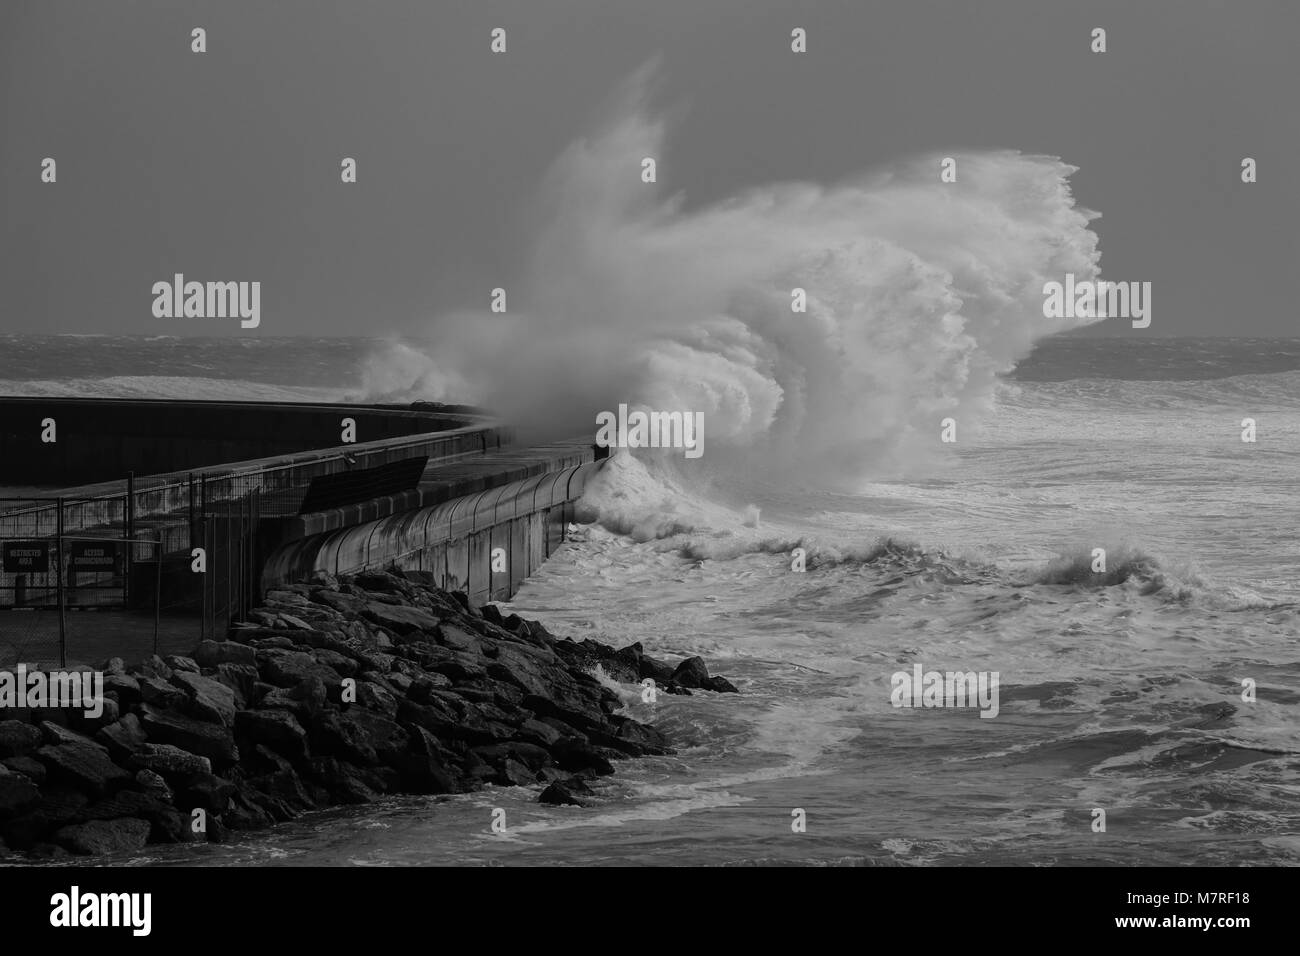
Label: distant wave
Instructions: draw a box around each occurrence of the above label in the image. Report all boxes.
[1023,544,1292,611]
[0,376,343,402]
[999,368,1300,411]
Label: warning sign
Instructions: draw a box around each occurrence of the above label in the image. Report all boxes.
[2,541,51,574]
[70,541,123,573]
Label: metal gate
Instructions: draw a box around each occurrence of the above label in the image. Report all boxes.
[200,485,261,640]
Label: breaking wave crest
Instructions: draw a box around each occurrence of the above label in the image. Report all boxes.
[362,62,1102,489]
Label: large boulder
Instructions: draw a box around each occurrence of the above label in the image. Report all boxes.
[0,721,44,759]
[361,603,441,638]
[53,818,151,856]
[95,713,148,760]
[256,649,340,688]
[139,705,238,763]
[192,639,257,668]
[671,656,711,689]
[170,671,238,726]
[35,741,133,796]
[235,710,308,762]
[128,743,212,777]
[0,764,41,818]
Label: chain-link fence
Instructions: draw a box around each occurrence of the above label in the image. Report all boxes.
[0,488,266,666]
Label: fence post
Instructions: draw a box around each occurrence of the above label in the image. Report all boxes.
[56,496,66,668]
[125,472,134,608]
[154,539,161,657]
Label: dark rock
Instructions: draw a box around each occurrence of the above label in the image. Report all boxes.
[235,710,308,762]
[53,818,151,856]
[138,674,187,709]
[437,623,481,652]
[634,655,676,686]
[77,791,184,843]
[0,787,88,849]
[102,673,141,706]
[170,671,237,726]
[128,743,212,777]
[0,765,41,818]
[257,649,340,688]
[353,680,398,717]
[0,721,44,758]
[700,675,739,693]
[257,675,327,719]
[538,780,590,807]
[247,768,316,819]
[305,757,381,804]
[134,769,172,802]
[95,713,148,760]
[139,705,238,763]
[671,656,711,689]
[2,755,47,785]
[165,655,200,674]
[313,648,358,677]
[211,662,259,709]
[40,721,106,750]
[36,742,132,796]
[193,639,257,668]
[179,772,237,814]
[550,737,615,776]
[138,655,172,679]
[362,602,441,637]
[311,710,408,766]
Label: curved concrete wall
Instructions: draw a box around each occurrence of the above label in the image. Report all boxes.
[261,459,607,605]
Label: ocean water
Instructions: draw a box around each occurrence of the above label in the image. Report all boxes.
[2,334,1297,866]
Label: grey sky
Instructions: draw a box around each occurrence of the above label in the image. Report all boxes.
[2,0,1296,337]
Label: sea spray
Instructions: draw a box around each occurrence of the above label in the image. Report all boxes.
[362,63,1103,487]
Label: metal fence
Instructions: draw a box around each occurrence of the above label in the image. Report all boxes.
[0,429,492,664]
[0,486,262,666]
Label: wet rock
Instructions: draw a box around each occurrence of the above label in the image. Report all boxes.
[538,778,592,807]
[179,772,237,813]
[550,738,615,776]
[53,818,152,856]
[671,656,711,689]
[77,791,184,843]
[700,675,739,693]
[1,787,88,849]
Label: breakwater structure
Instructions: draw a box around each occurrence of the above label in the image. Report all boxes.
[0,397,609,665]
